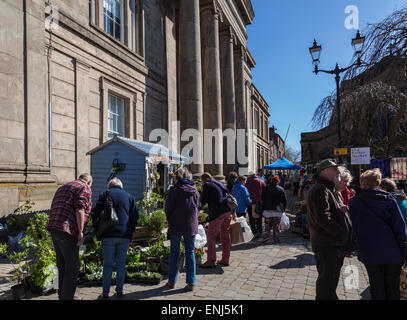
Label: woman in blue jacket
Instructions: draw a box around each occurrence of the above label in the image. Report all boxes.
[349,169,407,300]
[232,175,252,218]
[92,177,138,299]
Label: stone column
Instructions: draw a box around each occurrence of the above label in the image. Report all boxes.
[234,45,248,174]
[25,0,54,183]
[200,0,224,181]
[219,26,237,175]
[75,59,91,177]
[178,0,204,178]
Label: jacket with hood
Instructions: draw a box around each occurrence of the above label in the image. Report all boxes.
[349,189,407,265]
[165,178,200,236]
[200,179,231,221]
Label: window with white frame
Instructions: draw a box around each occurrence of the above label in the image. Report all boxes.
[104,0,124,42]
[91,0,144,56]
[108,94,125,138]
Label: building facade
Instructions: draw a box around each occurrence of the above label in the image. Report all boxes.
[249,84,270,172]
[269,126,284,163]
[0,0,270,216]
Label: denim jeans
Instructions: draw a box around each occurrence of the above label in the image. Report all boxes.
[168,235,196,286]
[51,230,80,300]
[101,237,130,295]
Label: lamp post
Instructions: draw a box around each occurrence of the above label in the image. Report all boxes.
[309,30,366,164]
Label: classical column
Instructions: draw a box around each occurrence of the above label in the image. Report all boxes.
[178,0,204,178]
[200,0,224,181]
[75,59,91,177]
[234,45,248,174]
[219,26,237,175]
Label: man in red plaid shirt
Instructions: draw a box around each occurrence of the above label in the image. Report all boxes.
[47,173,92,300]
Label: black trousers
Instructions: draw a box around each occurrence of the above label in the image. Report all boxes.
[313,246,344,300]
[293,182,300,197]
[51,230,80,300]
[364,263,403,300]
[247,203,262,235]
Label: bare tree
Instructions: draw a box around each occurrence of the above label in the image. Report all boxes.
[310,5,407,157]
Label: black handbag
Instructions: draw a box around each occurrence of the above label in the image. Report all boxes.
[93,191,119,237]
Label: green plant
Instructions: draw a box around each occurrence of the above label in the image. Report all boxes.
[194,247,204,260]
[136,192,163,216]
[19,212,56,290]
[137,210,150,227]
[194,178,202,192]
[148,209,166,234]
[0,243,29,285]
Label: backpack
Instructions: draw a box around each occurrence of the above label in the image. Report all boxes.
[211,179,238,211]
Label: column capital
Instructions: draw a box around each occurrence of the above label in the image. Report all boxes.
[200,0,223,22]
[219,26,237,45]
[234,44,247,62]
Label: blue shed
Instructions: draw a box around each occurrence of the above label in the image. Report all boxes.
[86,136,185,206]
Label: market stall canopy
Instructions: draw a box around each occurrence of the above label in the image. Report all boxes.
[264,157,301,170]
[87,135,186,163]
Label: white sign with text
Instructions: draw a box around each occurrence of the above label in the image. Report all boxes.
[351,147,371,165]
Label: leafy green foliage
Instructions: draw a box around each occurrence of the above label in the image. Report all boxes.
[126,271,161,280]
[136,192,163,216]
[148,209,166,233]
[0,243,29,285]
[143,240,170,260]
[19,212,56,290]
[137,210,150,227]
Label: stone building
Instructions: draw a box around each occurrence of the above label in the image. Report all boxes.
[301,55,407,167]
[269,126,285,163]
[0,0,270,216]
[250,84,270,171]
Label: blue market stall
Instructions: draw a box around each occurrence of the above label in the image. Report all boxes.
[86,135,185,205]
[264,157,301,171]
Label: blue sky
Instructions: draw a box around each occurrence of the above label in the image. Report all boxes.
[247,0,406,157]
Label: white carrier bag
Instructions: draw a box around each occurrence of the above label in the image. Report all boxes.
[194,224,207,248]
[235,216,254,243]
[280,213,291,231]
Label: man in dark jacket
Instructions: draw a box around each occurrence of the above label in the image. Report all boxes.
[307,159,352,300]
[246,172,266,238]
[349,169,407,300]
[200,173,234,268]
[92,177,138,299]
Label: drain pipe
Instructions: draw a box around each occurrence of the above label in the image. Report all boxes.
[46,23,54,176]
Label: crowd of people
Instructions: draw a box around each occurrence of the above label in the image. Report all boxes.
[306,159,407,300]
[45,158,407,301]
[46,168,289,300]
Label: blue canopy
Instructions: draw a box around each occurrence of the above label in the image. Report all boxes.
[264,157,301,170]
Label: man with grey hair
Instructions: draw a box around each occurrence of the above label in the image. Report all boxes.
[335,166,355,206]
[47,173,93,300]
[92,177,138,299]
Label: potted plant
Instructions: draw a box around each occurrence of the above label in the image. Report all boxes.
[194,247,204,265]
[19,212,57,295]
[0,243,29,300]
[148,209,167,237]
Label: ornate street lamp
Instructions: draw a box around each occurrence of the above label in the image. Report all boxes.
[309,30,366,164]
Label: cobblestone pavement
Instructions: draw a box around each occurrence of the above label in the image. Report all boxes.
[0,231,371,301]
